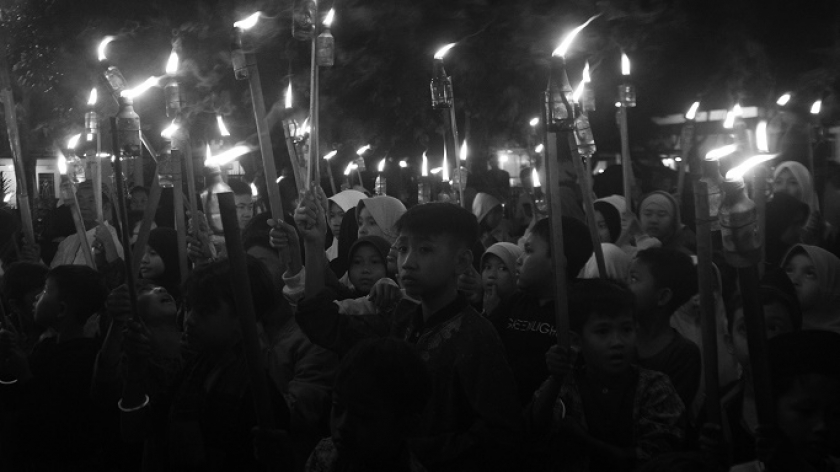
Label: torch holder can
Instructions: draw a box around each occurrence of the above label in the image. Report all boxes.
[165,81,182,117]
[430,74,453,109]
[618,83,636,107]
[545,57,574,129]
[573,105,596,157]
[104,66,127,94]
[719,179,762,268]
[116,97,142,158]
[316,30,335,67]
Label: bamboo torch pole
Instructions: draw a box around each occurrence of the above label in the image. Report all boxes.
[57,153,96,269]
[164,48,190,283]
[110,117,139,320]
[618,52,636,213]
[676,102,700,204]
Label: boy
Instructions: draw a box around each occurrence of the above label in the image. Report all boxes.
[306,338,432,471]
[528,279,685,472]
[0,265,108,469]
[486,216,593,405]
[627,247,701,408]
[295,189,522,472]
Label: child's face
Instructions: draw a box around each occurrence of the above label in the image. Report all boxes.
[182,300,241,353]
[357,207,384,239]
[726,302,796,370]
[33,278,62,328]
[328,202,345,238]
[139,246,166,280]
[785,253,820,311]
[773,169,802,201]
[349,245,387,294]
[595,211,612,243]
[330,385,405,462]
[482,254,516,299]
[776,373,840,466]
[516,232,552,291]
[395,232,466,300]
[640,200,675,240]
[627,259,660,315]
[579,310,636,376]
[234,193,254,230]
[138,286,177,322]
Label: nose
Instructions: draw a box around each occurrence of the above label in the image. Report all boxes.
[516,254,524,269]
[402,248,418,270]
[358,225,368,236]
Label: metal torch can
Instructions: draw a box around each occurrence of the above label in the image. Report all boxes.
[719,179,762,268]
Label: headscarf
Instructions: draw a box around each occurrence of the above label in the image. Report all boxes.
[348,236,392,274]
[594,195,627,243]
[481,242,523,274]
[472,192,502,226]
[781,244,840,333]
[774,161,820,214]
[765,192,810,267]
[328,190,367,213]
[637,191,695,253]
[580,243,632,280]
[357,196,406,244]
[146,227,181,299]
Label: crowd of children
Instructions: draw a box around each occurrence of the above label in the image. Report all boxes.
[0,156,838,472]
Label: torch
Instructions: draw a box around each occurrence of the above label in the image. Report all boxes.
[280,81,304,192]
[617,51,635,212]
[355,145,369,189]
[161,120,190,284]
[702,144,738,233]
[309,8,335,190]
[376,158,386,195]
[720,153,777,433]
[231,13,285,230]
[544,13,600,348]
[117,78,155,186]
[57,148,95,269]
[418,152,430,203]
[82,87,105,223]
[806,99,821,179]
[675,101,700,204]
[323,150,338,195]
[430,43,466,208]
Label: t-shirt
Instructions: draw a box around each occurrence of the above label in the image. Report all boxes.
[637,328,701,409]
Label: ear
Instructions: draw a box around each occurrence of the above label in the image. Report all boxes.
[656,287,673,309]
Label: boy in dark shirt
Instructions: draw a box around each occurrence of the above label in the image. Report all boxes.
[627,247,701,408]
[295,189,522,472]
[0,265,108,470]
[487,216,593,405]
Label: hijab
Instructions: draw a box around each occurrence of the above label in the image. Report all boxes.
[580,243,631,280]
[472,192,502,226]
[774,161,820,214]
[781,244,840,333]
[594,195,627,243]
[357,196,407,244]
[329,190,367,213]
[481,242,523,275]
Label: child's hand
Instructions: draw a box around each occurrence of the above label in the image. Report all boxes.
[458,266,483,305]
[368,280,402,312]
[105,285,133,326]
[251,426,292,470]
[294,189,327,243]
[545,344,576,382]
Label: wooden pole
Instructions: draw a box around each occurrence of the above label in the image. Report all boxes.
[568,137,607,278]
[545,132,570,349]
[308,38,320,190]
[131,173,162,275]
[59,175,96,269]
[443,108,466,208]
[618,106,633,212]
[281,119,304,193]
[0,44,36,247]
[676,120,695,205]
[752,166,768,277]
[94,133,104,223]
[171,150,189,284]
[110,117,139,320]
[738,266,775,428]
[217,190,275,429]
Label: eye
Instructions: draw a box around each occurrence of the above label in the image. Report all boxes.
[498,266,508,272]
[396,245,408,254]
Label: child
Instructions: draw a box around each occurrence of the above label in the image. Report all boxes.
[774,161,822,244]
[627,247,701,408]
[0,265,108,470]
[346,235,393,297]
[306,338,432,471]
[139,226,183,300]
[480,242,522,315]
[527,278,685,471]
[580,243,631,280]
[472,192,508,247]
[487,216,593,405]
[326,190,367,261]
[0,261,49,353]
[781,243,840,333]
[594,195,627,244]
[356,196,406,244]
[295,191,522,471]
[637,191,696,254]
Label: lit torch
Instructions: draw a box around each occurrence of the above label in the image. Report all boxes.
[806,99,822,178]
[323,150,337,194]
[164,50,182,117]
[676,101,700,203]
[430,43,465,207]
[616,51,634,213]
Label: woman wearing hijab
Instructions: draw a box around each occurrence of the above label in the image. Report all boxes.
[355,196,406,244]
[773,161,823,244]
[593,195,626,244]
[781,243,840,333]
[637,191,696,254]
[472,192,511,248]
[326,190,367,262]
[579,243,632,280]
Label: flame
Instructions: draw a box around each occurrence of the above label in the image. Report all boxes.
[3,193,11,203]
[733,103,743,117]
[204,144,254,166]
[87,88,98,106]
[98,36,115,61]
[529,117,539,127]
[399,160,407,168]
[276,175,285,183]
[535,143,544,153]
[324,9,335,27]
[285,81,293,109]
[776,93,791,106]
[206,143,212,161]
[430,167,442,174]
[723,108,736,129]
[120,76,159,99]
[756,120,769,153]
[705,144,738,161]
[685,101,700,120]
[217,115,231,137]
[422,152,428,176]
[67,134,81,149]
[811,100,822,115]
[572,80,586,102]
[234,12,261,30]
[166,50,179,75]
[377,159,386,172]
[442,147,449,182]
[460,140,468,161]
[344,162,357,176]
[161,121,179,140]
[57,152,68,175]
[621,53,630,76]
[552,14,601,58]
[250,182,258,197]
[532,167,541,188]
[725,154,777,181]
[324,150,337,160]
[356,144,371,156]
[434,43,456,60]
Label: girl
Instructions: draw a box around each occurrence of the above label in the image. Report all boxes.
[139,227,182,300]
[346,236,393,297]
[781,244,840,333]
[326,190,367,262]
[593,195,626,244]
[774,161,822,244]
[356,196,406,244]
[637,191,696,254]
[481,242,522,315]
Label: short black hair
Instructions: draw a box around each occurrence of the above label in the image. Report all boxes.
[1,262,49,303]
[227,178,252,197]
[569,278,635,333]
[183,256,277,321]
[335,338,432,419]
[394,203,478,250]
[634,247,697,313]
[531,217,593,279]
[47,265,107,323]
